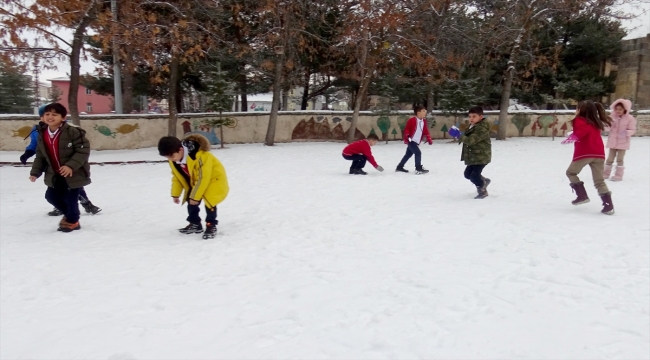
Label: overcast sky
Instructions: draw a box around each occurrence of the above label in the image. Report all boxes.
[37,3,650,81]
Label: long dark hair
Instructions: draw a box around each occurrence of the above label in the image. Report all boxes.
[575,100,612,130]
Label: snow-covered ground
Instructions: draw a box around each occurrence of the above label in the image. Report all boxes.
[1,138,649,360]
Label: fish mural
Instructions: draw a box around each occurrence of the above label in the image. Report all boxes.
[115,123,140,134]
[12,126,33,139]
[181,120,220,145]
[94,125,117,138]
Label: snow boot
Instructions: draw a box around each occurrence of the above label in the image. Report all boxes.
[353,168,368,175]
[475,186,488,199]
[349,168,355,175]
[395,166,409,173]
[81,201,102,214]
[481,177,491,193]
[48,208,63,216]
[202,222,217,240]
[603,164,612,179]
[610,166,625,182]
[179,223,203,234]
[570,182,590,205]
[600,192,615,215]
[415,166,429,175]
[58,220,80,232]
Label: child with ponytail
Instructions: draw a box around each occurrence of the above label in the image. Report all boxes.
[562,101,614,215]
[604,99,637,181]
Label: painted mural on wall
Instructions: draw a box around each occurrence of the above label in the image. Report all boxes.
[292,117,366,141]
[93,124,140,138]
[182,120,220,145]
[536,115,556,137]
[512,114,532,137]
[12,126,33,139]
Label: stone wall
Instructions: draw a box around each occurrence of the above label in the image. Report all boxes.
[1,110,648,151]
[614,35,650,109]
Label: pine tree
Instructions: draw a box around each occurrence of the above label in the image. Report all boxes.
[203,63,236,149]
[438,78,485,124]
[0,60,33,114]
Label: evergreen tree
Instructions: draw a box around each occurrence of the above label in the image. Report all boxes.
[203,63,236,148]
[438,78,486,124]
[0,61,33,114]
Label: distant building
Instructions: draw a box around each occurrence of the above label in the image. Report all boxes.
[47,77,114,114]
[604,34,650,109]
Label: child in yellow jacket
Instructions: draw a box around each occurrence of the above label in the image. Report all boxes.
[158,134,229,239]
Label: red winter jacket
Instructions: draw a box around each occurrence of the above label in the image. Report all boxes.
[571,116,605,161]
[342,139,378,168]
[403,117,432,145]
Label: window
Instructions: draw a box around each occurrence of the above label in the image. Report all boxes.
[86,103,92,112]
[85,88,92,95]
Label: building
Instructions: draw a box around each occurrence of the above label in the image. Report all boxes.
[47,77,114,114]
[606,34,650,109]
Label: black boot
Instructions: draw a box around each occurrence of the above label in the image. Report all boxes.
[202,222,217,239]
[353,168,368,175]
[570,182,590,205]
[481,177,491,193]
[179,223,203,234]
[81,201,102,214]
[395,166,409,173]
[600,192,615,215]
[475,186,488,199]
[415,166,429,175]
[48,208,63,216]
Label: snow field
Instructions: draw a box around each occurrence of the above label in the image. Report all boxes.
[1,138,649,359]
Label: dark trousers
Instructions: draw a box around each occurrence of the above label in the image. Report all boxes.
[187,202,217,225]
[398,141,422,168]
[464,165,486,187]
[78,187,89,204]
[343,154,367,169]
[45,175,81,223]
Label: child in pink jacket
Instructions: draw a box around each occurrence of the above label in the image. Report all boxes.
[604,99,637,181]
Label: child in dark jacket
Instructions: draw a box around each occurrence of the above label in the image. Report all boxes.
[450,106,492,199]
[396,105,432,174]
[29,103,92,232]
[562,100,614,215]
[21,104,100,215]
[342,134,384,175]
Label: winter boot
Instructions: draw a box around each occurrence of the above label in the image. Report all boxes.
[179,223,203,234]
[570,182,590,205]
[475,186,488,199]
[202,222,217,240]
[415,166,429,175]
[352,168,368,175]
[58,220,80,232]
[395,166,409,173]
[610,166,625,182]
[349,168,355,175]
[48,208,63,216]
[81,201,102,214]
[600,192,615,215]
[603,164,613,179]
[481,177,491,193]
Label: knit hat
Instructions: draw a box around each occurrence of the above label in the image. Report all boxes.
[38,104,49,117]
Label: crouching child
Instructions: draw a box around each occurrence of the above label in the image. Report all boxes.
[29,103,91,232]
[158,134,229,239]
[450,106,492,199]
[342,134,384,175]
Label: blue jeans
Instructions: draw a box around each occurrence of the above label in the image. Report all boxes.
[398,141,422,168]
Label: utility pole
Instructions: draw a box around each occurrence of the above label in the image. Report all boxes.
[111,0,123,114]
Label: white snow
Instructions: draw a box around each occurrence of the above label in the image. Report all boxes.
[1,138,649,359]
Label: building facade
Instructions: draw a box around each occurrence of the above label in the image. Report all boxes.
[612,34,650,109]
[48,77,114,114]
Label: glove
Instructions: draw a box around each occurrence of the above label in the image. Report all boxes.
[19,150,36,164]
[561,134,579,145]
[376,165,384,172]
[448,126,461,139]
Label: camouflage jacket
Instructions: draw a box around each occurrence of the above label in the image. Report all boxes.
[459,119,492,165]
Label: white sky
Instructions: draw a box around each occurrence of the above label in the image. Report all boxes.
[35,3,650,81]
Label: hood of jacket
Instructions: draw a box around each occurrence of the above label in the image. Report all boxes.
[182,133,211,160]
[610,98,632,113]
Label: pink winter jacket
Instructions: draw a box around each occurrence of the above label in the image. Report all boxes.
[606,99,637,150]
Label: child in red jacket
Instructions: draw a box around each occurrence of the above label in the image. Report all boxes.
[396,105,432,174]
[562,100,614,215]
[342,134,384,175]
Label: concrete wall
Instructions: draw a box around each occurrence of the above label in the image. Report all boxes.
[1,110,648,151]
[613,35,650,109]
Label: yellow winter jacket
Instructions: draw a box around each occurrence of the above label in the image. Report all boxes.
[169,134,229,208]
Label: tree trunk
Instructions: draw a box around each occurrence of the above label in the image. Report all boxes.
[497,33,524,141]
[301,69,310,110]
[123,67,134,113]
[238,66,248,112]
[426,88,434,113]
[68,1,99,125]
[265,55,283,146]
[347,72,372,144]
[281,82,289,111]
[175,77,183,114]
[167,54,180,137]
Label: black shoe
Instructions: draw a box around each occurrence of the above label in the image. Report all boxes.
[395,166,409,173]
[179,223,203,234]
[81,201,102,214]
[349,168,355,174]
[48,208,63,216]
[352,168,368,175]
[202,222,217,239]
[415,166,429,175]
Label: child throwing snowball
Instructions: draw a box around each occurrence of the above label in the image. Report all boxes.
[604,99,637,181]
[562,101,614,215]
[158,134,229,239]
[342,133,384,175]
